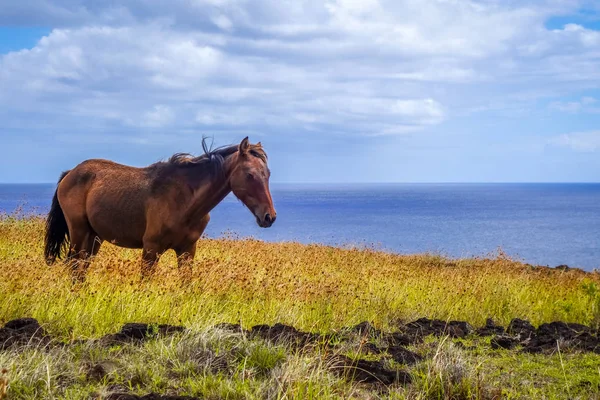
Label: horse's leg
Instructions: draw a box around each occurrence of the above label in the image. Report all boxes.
[76,234,102,282]
[175,241,197,269]
[67,225,101,283]
[141,245,162,278]
[175,214,210,269]
[174,241,196,281]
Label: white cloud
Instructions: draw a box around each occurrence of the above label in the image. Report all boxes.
[139,105,175,128]
[550,97,599,113]
[550,131,600,152]
[0,0,599,141]
[211,14,234,31]
[391,99,445,123]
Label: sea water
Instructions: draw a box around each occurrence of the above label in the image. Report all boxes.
[1,183,599,270]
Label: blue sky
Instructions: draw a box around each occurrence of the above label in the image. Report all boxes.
[1,0,600,183]
[0,27,50,53]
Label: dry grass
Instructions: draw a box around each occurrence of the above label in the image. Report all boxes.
[2,216,600,399]
[0,368,7,400]
[2,216,600,338]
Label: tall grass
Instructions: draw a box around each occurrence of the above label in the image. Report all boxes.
[3,216,600,399]
[1,216,599,338]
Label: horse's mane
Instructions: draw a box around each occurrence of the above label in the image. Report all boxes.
[148,138,267,181]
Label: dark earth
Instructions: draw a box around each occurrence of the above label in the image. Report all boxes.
[1,316,599,399]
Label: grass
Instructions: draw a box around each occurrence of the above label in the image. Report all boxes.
[1,215,600,399]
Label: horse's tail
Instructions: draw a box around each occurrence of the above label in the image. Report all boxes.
[44,170,71,265]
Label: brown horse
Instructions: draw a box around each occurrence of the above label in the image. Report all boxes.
[44,137,276,280]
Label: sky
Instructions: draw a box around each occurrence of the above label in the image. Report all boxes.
[0,0,600,183]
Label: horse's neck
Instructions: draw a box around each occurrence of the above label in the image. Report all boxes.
[183,155,236,221]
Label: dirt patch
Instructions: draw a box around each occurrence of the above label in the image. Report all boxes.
[385,317,600,354]
[537,321,590,338]
[478,320,600,354]
[2,316,600,359]
[476,318,505,336]
[328,355,412,385]
[491,336,520,350]
[345,325,423,366]
[402,318,474,339]
[99,323,186,345]
[506,318,535,338]
[386,346,422,365]
[250,323,321,348]
[381,331,413,346]
[0,318,53,350]
[522,322,600,354]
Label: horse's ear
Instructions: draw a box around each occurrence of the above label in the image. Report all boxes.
[256,141,262,147]
[239,136,250,154]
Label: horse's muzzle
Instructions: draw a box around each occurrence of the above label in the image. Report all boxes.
[256,212,276,228]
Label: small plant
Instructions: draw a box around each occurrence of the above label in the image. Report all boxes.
[413,338,497,400]
[582,281,600,329]
[238,343,287,376]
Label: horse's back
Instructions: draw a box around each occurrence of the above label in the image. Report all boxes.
[58,159,152,248]
[59,159,148,199]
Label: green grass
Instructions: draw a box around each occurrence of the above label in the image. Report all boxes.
[2,330,600,399]
[1,216,600,399]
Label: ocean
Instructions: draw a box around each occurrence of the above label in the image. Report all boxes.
[1,183,599,271]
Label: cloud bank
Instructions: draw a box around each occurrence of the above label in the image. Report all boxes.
[1,0,599,182]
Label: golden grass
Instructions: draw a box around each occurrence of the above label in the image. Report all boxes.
[2,216,600,338]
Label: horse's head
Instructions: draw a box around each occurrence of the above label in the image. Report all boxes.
[229,137,276,228]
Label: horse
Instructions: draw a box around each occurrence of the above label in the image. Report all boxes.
[44,137,276,281]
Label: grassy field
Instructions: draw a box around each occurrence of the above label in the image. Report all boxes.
[1,216,600,399]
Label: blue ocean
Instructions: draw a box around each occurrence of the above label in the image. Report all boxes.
[1,183,599,271]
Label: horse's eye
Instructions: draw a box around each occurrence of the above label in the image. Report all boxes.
[247,173,254,180]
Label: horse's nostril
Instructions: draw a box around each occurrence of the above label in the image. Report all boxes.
[265,213,272,223]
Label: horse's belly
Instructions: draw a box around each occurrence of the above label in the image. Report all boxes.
[87,202,147,249]
[90,218,145,248]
